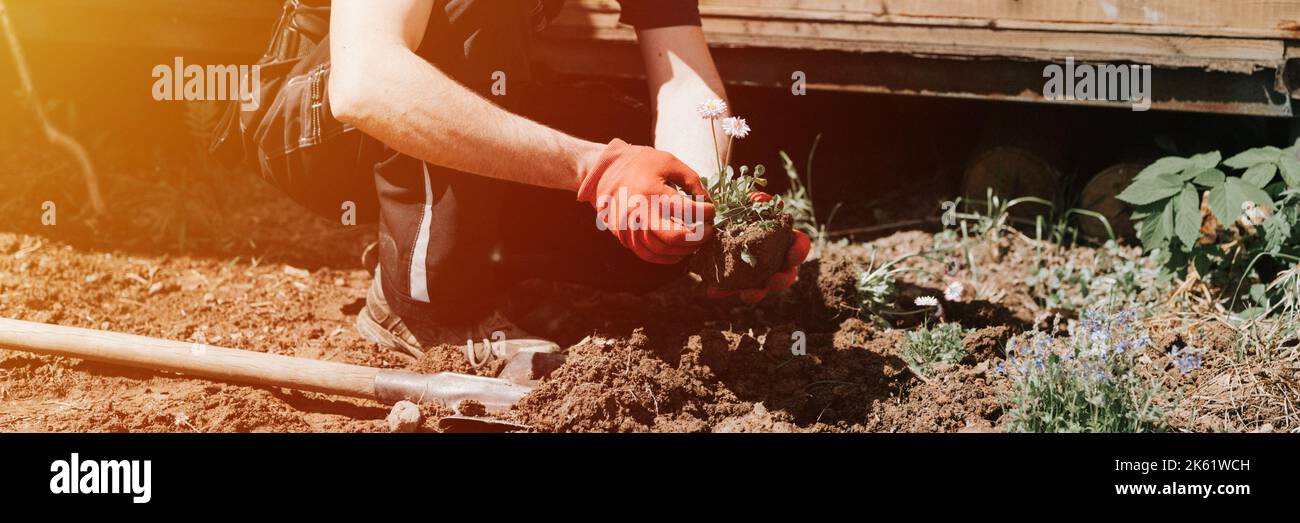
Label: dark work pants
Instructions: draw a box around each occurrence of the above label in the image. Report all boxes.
[372,0,684,331]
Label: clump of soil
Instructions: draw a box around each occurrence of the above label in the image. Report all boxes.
[798,247,865,322]
[511,330,720,432]
[691,214,794,290]
[510,317,931,432]
[456,399,488,417]
[407,343,504,377]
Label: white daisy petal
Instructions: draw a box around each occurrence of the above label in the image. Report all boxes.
[696,99,728,120]
[914,296,939,307]
[721,117,751,139]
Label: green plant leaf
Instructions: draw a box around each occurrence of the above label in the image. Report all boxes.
[1136,200,1171,251]
[1117,172,1184,205]
[1159,197,1175,240]
[1242,163,1278,188]
[739,245,756,267]
[779,151,797,179]
[1188,151,1222,171]
[1173,185,1201,250]
[1207,178,1274,226]
[1237,180,1274,211]
[1262,211,1291,251]
[1223,147,1281,169]
[1249,283,1268,307]
[1134,156,1191,181]
[1191,168,1226,187]
[1204,184,1235,226]
[1279,154,1300,188]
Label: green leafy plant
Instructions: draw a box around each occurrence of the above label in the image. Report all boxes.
[901,323,967,377]
[1026,261,1099,313]
[1000,310,1169,433]
[1025,242,1168,314]
[778,135,821,237]
[948,188,1053,243]
[1118,140,1300,312]
[855,250,908,317]
[950,188,1115,246]
[705,164,785,228]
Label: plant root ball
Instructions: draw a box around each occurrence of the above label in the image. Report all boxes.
[692,214,795,290]
[386,400,423,433]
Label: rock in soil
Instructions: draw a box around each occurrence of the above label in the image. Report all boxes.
[691,214,794,290]
[386,401,423,433]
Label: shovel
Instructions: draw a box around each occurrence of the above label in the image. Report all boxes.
[0,317,563,431]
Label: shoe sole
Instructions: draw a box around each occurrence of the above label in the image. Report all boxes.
[355,303,425,361]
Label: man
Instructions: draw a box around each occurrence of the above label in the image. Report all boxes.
[329,0,807,365]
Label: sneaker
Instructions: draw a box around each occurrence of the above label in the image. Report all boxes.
[355,269,560,367]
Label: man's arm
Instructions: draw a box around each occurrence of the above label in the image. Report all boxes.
[328,0,714,265]
[328,0,601,192]
[636,25,730,183]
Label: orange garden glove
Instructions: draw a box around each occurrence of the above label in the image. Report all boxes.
[706,229,812,304]
[577,139,716,264]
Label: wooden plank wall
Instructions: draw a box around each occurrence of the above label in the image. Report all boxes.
[696,0,1300,39]
[550,0,1298,73]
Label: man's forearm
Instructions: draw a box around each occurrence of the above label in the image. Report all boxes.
[637,26,730,184]
[330,44,601,192]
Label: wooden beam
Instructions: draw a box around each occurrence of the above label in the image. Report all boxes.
[553,2,1288,74]
[577,0,1300,39]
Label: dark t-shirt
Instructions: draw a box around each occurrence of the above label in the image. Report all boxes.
[614,0,701,28]
[541,0,701,29]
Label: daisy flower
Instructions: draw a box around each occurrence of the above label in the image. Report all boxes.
[914,296,939,307]
[943,281,964,302]
[721,117,751,139]
[696,98,728,120]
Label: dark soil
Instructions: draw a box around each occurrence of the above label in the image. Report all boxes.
[691,214,794,290]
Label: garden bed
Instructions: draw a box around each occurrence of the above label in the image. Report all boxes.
[1,124,1296,433]
[3,222,1291,432]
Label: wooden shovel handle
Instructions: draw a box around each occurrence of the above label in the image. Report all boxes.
[0,317,379,400]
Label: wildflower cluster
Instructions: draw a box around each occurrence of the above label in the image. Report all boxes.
[1025,243,1167,314]
[697,98,783,227]
[854,251,906,322]
[1000,309,1169,432]
[901,322,968,377]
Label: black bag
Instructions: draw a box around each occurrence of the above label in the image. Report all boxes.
[211,0,381,224]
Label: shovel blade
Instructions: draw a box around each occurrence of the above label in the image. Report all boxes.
[375,370,532,413]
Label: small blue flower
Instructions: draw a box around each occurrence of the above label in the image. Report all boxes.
[1089,327,1110,344]
[1170,345,1203,375]
[1114,309,1136,326]
[1113,339,1130,355]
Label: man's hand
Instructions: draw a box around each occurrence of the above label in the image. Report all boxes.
[706,230,812,304]
[577,139,716,264]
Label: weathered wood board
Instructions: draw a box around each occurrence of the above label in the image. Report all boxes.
[541,0,1300,116]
